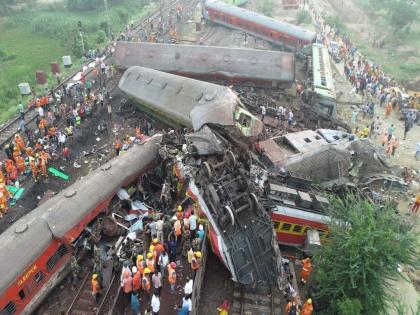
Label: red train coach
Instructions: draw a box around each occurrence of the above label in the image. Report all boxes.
[203,0,316,51]
[0,136,161,315]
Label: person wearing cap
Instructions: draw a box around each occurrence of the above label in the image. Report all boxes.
[152,238,164,261]
[91,273,101,303]
[146,252,156,273]
[132,266,142,293]
[174,217,182,241]
[149,245,157,261]
[196,224,205,241]
[152,271,162,295]
[168,262,177,294]
[301,298,313,315]
[142,268,152,301]
[191,251,202,278]
[136,255,145,276]
[177,205,184,220]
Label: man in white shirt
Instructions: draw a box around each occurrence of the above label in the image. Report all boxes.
[38,106,44,118]
[189,213,197,240]
[151,291,160,315]
[184,276,193,296]
[260,105,266,121]
[182,296,192,312]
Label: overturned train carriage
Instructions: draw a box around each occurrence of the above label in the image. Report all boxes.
[118,66,263,138]
[0,136,161,315]
[113,41,295,87]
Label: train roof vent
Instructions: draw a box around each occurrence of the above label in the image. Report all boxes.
[176,86,183,94]
[101,163,112,171]
[147,78,153,85]
[148,51,155,58]
[161,82,168,89]
[196,92,204,102]
[175,52,181,60]
[250,57,257,65]
[65,189,77,198]
[136,74,141,81]
[15,223,29,234]
[276,59,283,67]
[223,55,231,62]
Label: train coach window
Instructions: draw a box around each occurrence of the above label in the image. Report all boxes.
[272,221,281,230]
[237,113,251,128]
[2,302,16,315]
[18,289,26,300]
[34,271,44,283]
[281,223,292,231]
[46,244,68,272]
[292,225,303,233]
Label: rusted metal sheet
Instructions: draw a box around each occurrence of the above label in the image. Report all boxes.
[113,42,295,85]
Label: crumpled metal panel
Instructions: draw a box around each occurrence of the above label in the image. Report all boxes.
[113,42,295,83]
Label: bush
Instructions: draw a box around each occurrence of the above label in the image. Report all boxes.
[96,30,106,43]
[66,0,103,11]
[296,10,311,25]
[324,15,347,32]
[260,0,273,17]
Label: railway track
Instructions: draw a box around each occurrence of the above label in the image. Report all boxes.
[0,0,194,149]
[66,265,117,315]
[231,282,282,315]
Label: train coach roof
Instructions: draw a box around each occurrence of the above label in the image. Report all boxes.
[205,0,316,42]
[0,210,52,295]
[113,42,295,82]
[119,66,240,131]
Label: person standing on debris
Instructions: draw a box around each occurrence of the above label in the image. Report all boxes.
[301,298,314,315]
[0,184,12,216]
[114,137,122,156]
[131,292,141,315]
[300,257,312,284]
[71,255,81,284]
[387,124,395,141]
[156,218,164,245]
[260,105,266,122]
[385,101,392,119]
[288,109,294,126]
[91,273,101,303]
[410,192,420,215]
[360,125,369,138]
[189,211,197,240]
[351,109,358,124]
[416,142,420,161]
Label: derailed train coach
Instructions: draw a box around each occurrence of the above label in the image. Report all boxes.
[202,0,316,51]
[0,136,161,315]
[113,41,295,87]
[118,66,263,140]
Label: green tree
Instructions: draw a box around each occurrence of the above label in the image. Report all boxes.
[313,195,419,315]
[387,0,418,33]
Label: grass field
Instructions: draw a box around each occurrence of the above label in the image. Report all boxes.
[0,0,155,124]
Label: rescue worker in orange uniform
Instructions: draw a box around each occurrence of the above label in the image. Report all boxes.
[300,257,312,284]
[25,147,34,158]
[301,298,314,315]
[15,155,26,175]
[114,137,122,156]
[0,166,5,184]
[121,269,133,304]
[14,134,25,152]
[191,251,202,278]
[40,150,51,162]
[5,159,18,182]
[136,255,145,277]
[132,266,142,293]
[284,299,299,315]
[38,156,48,179]
[142,267,152,301]
[91,273,101,303]
[38,118,48,136]
[29,157,39,181]
[0,183,12,216]
[152,238,164,259]
[168,261,177,294]
[146,252,156,273]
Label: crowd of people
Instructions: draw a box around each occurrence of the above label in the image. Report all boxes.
[0,62,113,217]
[88,201,206,315]
[310,4,419,162]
